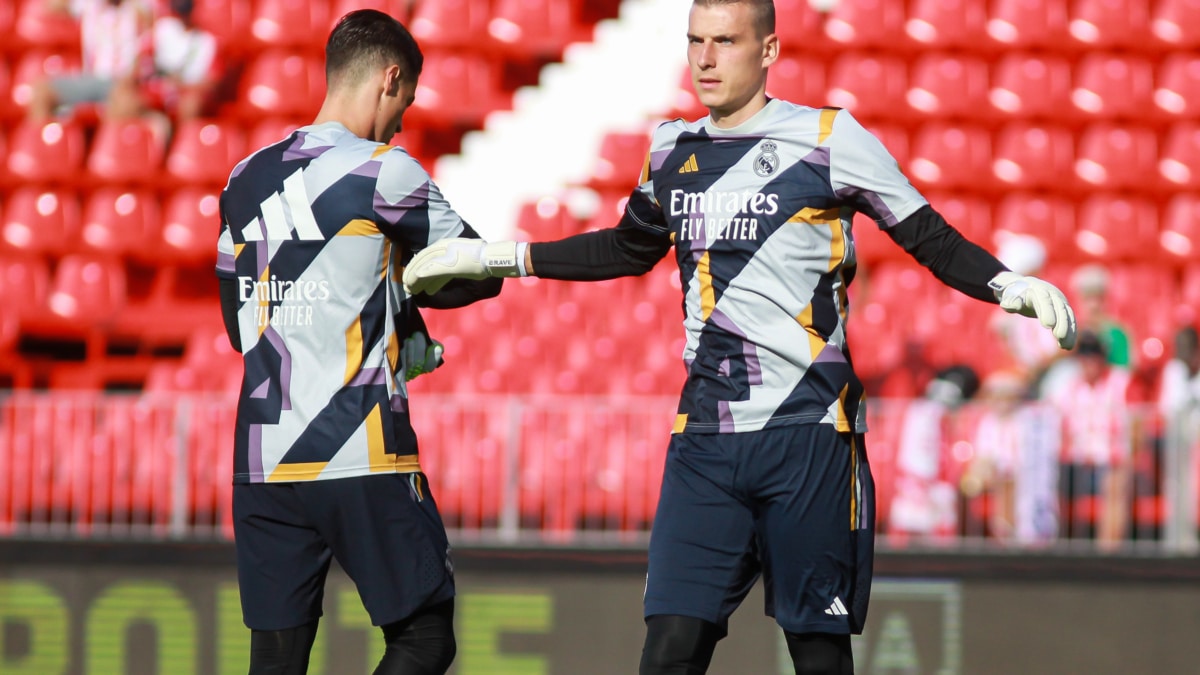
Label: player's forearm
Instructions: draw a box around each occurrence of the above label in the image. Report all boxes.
[886,205,1006,303]
[527,213,671,280]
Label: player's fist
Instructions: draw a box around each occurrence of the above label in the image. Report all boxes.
[403,238,524,295]
[989,271,1077,349]
[401,329,444,381]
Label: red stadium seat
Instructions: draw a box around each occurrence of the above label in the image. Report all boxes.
[766,56,827,108]
[247,118,302,152]
[991,123,1075,191]
[250,0,331,50]
[584,130,652,193]
[512,197,587,241]
[2,188,81,256]
[1154,53,1200,123]
[1074,124,1159,192]
[905,54,991,121]
[331,0,411,25]
[236,51,325,121]
[86,119,169,187]
[406,54,507,129]
[992,193,1077,255]
[488,0,590,61]
[45,254,127,327]
[1150,0,1200,48]
[408,0,492,51]
[905,0,991,51]
[907,123,993,191]
[161,188,221,265]
[1073,194,1158,262]
[79,189,161,260]
[1159,122,1200,190]
[825,53,909,121]
[8,51,80,117]
[773,0,829,48]
[924,192,993,244]
[1069,54,1155,122]
[6,120,86,185]
[0,255,51,321]
[986,0,1071,49]
[14,1,81,52]
[988,53,1073,121]
[823,0,910,51]
[1160,193,1200,265]
[1067,0,1151,50]
[165,119,247,187]
[0,60,13,121]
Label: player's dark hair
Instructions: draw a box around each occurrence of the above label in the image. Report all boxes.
[325,9,424,89]
[693,0,776,37]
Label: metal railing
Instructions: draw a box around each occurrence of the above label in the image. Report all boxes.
[0,392,1196,555]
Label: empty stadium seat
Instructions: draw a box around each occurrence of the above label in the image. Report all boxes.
[2,187,81,256]
[0,60,13,121]
[1074,124,1159,192]
[1149,0,1200,48]
[772,0,829,48]
[1159,193,1200,264]
[924,192,993,244]
[823,0,910,51]
[907,123,993,191]
[161,188,221,264]
[1154,53,1200,123]
[1070,54,1155,121]
[0,254,50,321]
[986,0,1071,49]
[250,0,331,50]
[247,118,302,152]
[765,56,827,108]
[165,119,248,187]
[513,197,586,241]
[86,119,169,186]
[408,0,492,51]
[45,254,127,326]
[991,123,1075,191]
[236,51,325,121]
[825,53,909,121]
[1158,122,1200,190]
[191,0,253,55]
[992,193,1077,255]
[1067,0,1152,50]
[6,120,86,185]
[1073,194,1159,261]
[14,1,80,52]
[406,54,507,130]
[80,189,161,259]
[584,130,651,193]
[905,0,991,50]
[905,54,991,120]
[488,0,590,61]
[988,53,1073,121]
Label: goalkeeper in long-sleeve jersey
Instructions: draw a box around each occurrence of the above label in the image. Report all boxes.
[405,1,1077,673]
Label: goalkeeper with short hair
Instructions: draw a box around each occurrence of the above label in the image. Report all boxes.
[406,1,1075,673]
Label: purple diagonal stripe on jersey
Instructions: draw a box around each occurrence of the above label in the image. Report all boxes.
[375,182,432,226]
[813,342,848,364]
[649,148,673,172]
[708,306,763,385]
[390,393,408,413]
[249,377,270,399]
[350,157,383,180]
[249,423,264,482]
[282,131,330,162]
[216,250,235,274]
[229,157,250,180]
[348,367,388,387]
[800,145,831,167]
[262,328,293,411]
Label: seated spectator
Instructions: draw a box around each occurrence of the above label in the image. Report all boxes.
[116,0,222,122]
[1070,263,1134,369]
[27,0,155,121]
[1047,330,1133,550]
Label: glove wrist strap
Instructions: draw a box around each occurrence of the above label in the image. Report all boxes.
[480,241,525,278]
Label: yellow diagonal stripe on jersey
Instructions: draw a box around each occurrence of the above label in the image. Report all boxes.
[386,330,400,375]
[337,218,379,236]
[697,251,715,320]
[848,431,858,529]
[678,154,700,174]
[819,108,839,144]
[835,383,852,433]
[371,144,392,159]
[640,151,652,184]
[796,304,827,361]
[267,462,329,482]
[365,404,423,473]
[257,265,271,337]
[673,414,689,434]
[233,243,246,259]
[345,317,363,385]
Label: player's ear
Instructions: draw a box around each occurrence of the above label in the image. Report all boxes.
[383,64,403,96]
[762,32,779,68]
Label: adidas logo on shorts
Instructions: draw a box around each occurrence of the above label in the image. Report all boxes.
[824,597,848,616]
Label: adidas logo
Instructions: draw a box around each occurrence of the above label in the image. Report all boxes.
[824,597,848,616]
[678,154,699,174]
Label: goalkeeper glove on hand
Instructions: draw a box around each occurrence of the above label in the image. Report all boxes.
[989,271,1078,349]
[401,329,444,382]
[403,238,527,296]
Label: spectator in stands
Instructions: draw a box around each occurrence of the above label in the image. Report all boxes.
[961,369,1062,546]
[1070,263,1134,369]
[1048,330,1133,549]
[216,11,500,674]
[1158,324,1200,422]
[27,0,154,121]
[889,365,979,541]
[401,1,1077,672]
[1158,325,1200,534]
[989,234,1062,395]
[117,0,222,122]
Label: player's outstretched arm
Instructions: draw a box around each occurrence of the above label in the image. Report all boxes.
[988,271,1077,349]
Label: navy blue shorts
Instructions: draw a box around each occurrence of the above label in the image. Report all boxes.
[233,472,455,631]
[644,425,875,635]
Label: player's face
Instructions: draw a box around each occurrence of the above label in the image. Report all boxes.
[687,2,777,128]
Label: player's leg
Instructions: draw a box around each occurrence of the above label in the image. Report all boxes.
[233,484,334,675]
[639,614,724,674]
[374,598,456,675]
[304,473,457,675]
[642,433,759,674]
[748,427,874,674]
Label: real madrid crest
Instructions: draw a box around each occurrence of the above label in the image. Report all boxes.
[753,140,779,177]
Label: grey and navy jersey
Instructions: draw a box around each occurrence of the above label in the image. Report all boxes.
[633,100,927,434]
[216,122,469,483]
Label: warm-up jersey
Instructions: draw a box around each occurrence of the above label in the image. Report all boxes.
[216,122,469,483]
[634,100,928,434]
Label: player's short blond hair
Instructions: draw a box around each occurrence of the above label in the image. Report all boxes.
[692,0,776,38]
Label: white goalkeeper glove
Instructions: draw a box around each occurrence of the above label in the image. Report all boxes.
[989,271,1078,350]
[401,329,444,382]
[403,238,527,296]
